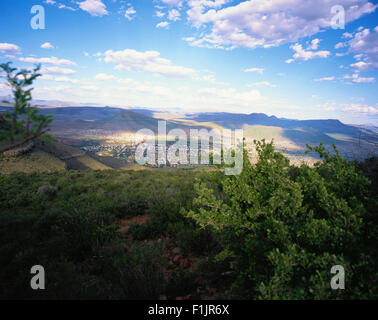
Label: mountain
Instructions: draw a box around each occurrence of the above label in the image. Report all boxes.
[0,105,197,134]
[1,105,377,162]
[187,112,363,136]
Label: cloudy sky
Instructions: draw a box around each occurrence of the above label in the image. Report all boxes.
[0,0,377,124]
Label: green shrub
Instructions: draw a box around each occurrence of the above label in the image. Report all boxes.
[185,140,377,299]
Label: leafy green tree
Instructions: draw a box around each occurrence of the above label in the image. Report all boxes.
[0,62,52,152]
[184,140,377,299]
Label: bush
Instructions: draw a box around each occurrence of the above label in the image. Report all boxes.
[185,140,377,299]
[107,243,166,299]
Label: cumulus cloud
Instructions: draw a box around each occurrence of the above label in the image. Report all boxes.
[344,73,375,83]
[160,0,182,6]
[199,74,229,86]
[78,0,108,17]
[94,73,116,81]
[41,74,80,84]
[248,81,276,87]
[156,21,170,28]
[0,43,21,54]
[313,76,335,82]
[342,103,378,114]
[155,11,165,18]
[19,56,76,66]
[103,49,196,78]
[348,27,378,71]
[288,42,331,61]
[168,9,181,21]
[40,66,76,75]
[184,0,377,49]
[244,67,264,74]
[41,42,54,49]
[307,39,320,50]
[333,26,378,71]
[124,6,136,20]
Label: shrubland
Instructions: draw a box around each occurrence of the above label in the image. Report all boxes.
[0,141,376,299]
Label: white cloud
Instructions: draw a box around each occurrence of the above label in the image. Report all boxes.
[344,73,375,83]
[244,67,264,74]
[308,38,320,50]
[200,74,229,86]
[19,56,76,66]
[285,58,294,64]
[160,0,182,6]
[0,43,21,54]
[57,3,76,11]
[40,66,76,75]
[248,81,276,88]
[155,11,165,18]
[41,74,80,84]
[78,0,108,17]
[168,9,181,21]
[125,6,136,21]
[342,32,353,38]
[342,103,378,114]
[289,42,330,61]
[94,73,116,81]
[41,42,54,49]
[334,42,345,49]
[156,21,170,28]
[103,48,196,78]
[184,0,377,49]
[44,0,76,10]
[313,76,335,82]
[347,27,378,71]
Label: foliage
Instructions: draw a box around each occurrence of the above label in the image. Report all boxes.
[0,169,207,298]
[0,142,376,299]
[184,140,377,299]
[0,62,52,147]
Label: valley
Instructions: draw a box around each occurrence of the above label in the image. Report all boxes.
[2,103,376,174]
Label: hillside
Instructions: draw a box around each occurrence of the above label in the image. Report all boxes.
[0,139,135,174]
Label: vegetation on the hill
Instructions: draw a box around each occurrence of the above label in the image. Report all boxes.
[0,140,376,299]
[185,141,377,299]
[0,62,52,153]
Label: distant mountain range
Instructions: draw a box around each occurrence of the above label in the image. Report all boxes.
[0,105,205,135]
[1,103,377,161]
[186,112,364,136]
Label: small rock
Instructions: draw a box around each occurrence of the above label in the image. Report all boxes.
[159,295,167,300]
[176,296,183,300]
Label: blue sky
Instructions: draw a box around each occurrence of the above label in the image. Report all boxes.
[0,0,377,125]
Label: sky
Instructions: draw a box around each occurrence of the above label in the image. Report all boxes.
[0,0,377,125]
